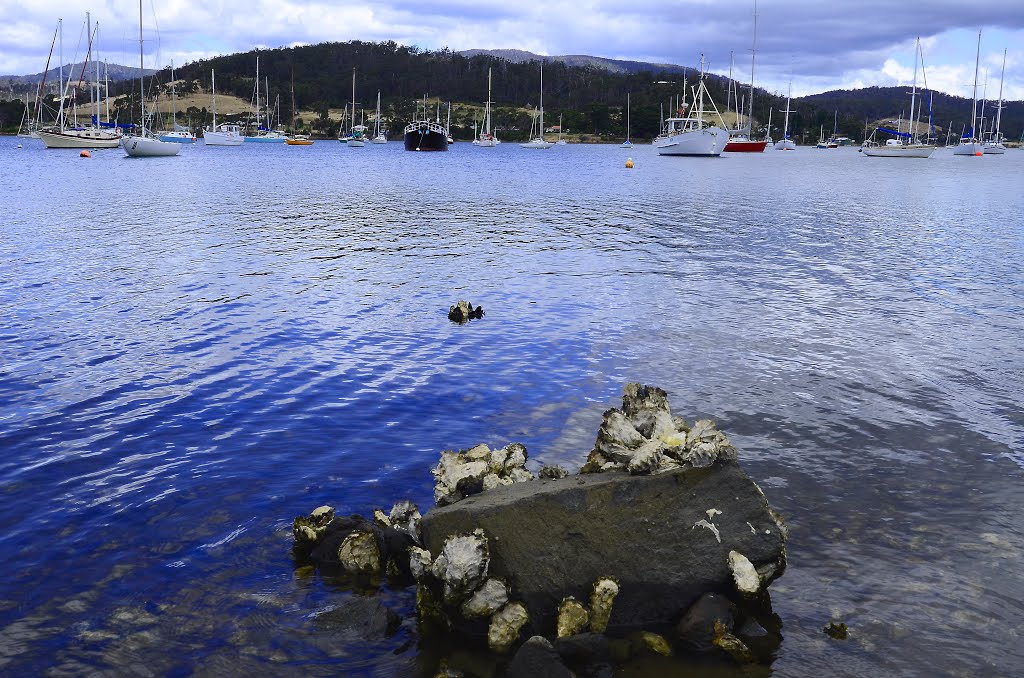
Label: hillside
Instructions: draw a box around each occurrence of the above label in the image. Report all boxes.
[3,41,1021,142]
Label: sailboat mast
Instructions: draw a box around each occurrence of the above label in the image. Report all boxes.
[626,92,630,140]
[211,69,217,126]
[539,63,544,138]
[749,0,758,134]
[782,81,791,138]
[170,60,177,129]
[104,60,110,123]
[95,23,101,129]
[255,57,260,130]
[485,67,492,134]
[969,29,980,141]
[908,38,919,144]
[138,0,145,134]
[994,48,1006,139]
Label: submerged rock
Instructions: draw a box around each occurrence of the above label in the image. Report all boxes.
[675,593,736,652]
[449,300,485,323]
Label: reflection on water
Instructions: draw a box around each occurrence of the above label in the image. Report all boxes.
[1,138,1022,675]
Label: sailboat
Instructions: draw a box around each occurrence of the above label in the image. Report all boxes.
[862,38,935,158]
[477,68,498,147]
[520,63,554,149]
[724,1,768,152]
[773,78,796,150]
[654,55,729,156]
[158,61,195,142]
[245,58,286,142]
[954,30,985,156]
[983,48,1007,154]
[345,68,367,147]
[403,95,449,151]
[122,0,179,157]
[371,91,387,143]
[203,69,243,146]
[286,70,313,145]
[764,107,773,146]
[620,93,632,148]
[38,14,122,149]
[556,113,567,144]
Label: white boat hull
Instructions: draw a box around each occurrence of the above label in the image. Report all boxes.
[122,135,181,157]
[655,127,729,156]
[38,128,122,149]
[346,139,366,147]
[245,134,286,143]
[204,130,244,146]
[982,142,1005,155]
[953,141,984,156]
[158,131,196,143]
[520,138,554,149]
[861,145,935,158]
[774,139,797,151]
[371,135,387,144]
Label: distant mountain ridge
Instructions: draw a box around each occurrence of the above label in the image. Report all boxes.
[1,62,153,85]
[458,49,689,76]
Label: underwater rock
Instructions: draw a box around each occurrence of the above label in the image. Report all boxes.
[448,300,485,323]
[312,596,400,640]
[557,597,590,639]
[675,593,736,652]
[433,443,534,506]
[588,578,619,634]
[299,511,417,579]
[487,602,529,653]
[462,578,510,619]
[582,383,737,475]
[824,621,848,640]
[421,460,785,635]
[506,636,572,678]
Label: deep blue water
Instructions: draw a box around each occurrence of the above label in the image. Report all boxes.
[1,136,1022,676]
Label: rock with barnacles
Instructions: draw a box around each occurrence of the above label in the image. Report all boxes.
[582,383,737,475]
[338,530,381,574]
[448,300,485,323]
[433,442,534,506]
[488,602,529,653]
[728,551,761,596]
[294,509,418,579]
[556,597,590,638]
[588,577,619,633]
[292,505,335,555]
[462,578,510,619]
[431,529,490,604]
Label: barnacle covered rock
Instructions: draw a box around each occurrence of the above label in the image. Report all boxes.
[388,500,422,543]
[448,300,484,323]
[337,530,381,574]
[589,577,619,633]
[713,620,756,663]
[488,602,529,653]
[292,505,335,551]
[556,597,590,639]
[462,578,510,619]
[433,443,535,506]
[431,529,490,604]
[727,551,761,596]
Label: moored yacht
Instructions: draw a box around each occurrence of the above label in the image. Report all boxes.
[403,96,449,151]
[654,55,729,156]
[954,30,985,157]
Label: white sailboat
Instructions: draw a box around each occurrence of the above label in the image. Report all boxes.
[654,55,729,156]
[122,0,179,157]
[983,48,1007,154]
[477,67,498,147]
[620,92,632,148]
[38,15,122,149]
[158,61,195,143]
[520,63,554,149]
[345,68,367,147]
[954,30,985,156]
[203,69,243,146]
[773,78,796,151]
[245,59,286,142]
[371,91,387,143]
[862,38,935,158]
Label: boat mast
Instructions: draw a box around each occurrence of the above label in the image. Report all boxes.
[255,56,260,131]
[968,29,980,142]
[626,92,630,141]
[95,21,101,129]
[539,62,545,140]
[993,48,1006,141]
[748,0,758,136]
[104,60,110,123]
[782,79,791,139]
[485,67,492,135]
[908,37,919,144]
[138,0,145,135]
[170,60,177,131]
[211,69,217,127]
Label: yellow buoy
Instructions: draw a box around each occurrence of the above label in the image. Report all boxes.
[80,150,91,158]
[625,157,634,168]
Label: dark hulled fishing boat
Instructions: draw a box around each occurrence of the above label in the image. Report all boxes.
[403,119,449,151]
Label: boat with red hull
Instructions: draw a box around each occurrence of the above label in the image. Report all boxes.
[724,138,768,152]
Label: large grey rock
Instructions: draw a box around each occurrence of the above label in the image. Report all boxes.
[506,636,572,678]
[420,461,785,635]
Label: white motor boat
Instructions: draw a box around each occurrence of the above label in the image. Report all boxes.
[654,55,728,157]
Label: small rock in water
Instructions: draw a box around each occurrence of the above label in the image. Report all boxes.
[449,300,485,323]
[824,621,849,639]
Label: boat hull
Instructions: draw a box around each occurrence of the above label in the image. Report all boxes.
[158,132,195,143]
[953,141,984,156]
[520,138,554,149]
[122,135,180,157]
[403,125,448,151]
[861,145,935,158]
[286,139,314,146]
[245,134,286,143]
[774,139,797,151]
[346,139,366,147]
[37,128,121,149]
[204,131,243,146]
[655,127,729,156]
[724,138,768,152]
[982,143,1005,155]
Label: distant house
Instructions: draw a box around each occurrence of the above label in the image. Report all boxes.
[545,125,561,133]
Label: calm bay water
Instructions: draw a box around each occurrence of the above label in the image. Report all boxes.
[1,137,1022,676]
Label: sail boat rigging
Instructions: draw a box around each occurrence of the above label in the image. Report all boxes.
[203,69,243,146]
[371,91,387,143]
[983,48,1007,154]
[158,61,195,142]
[773,74,796,150]
[477,68,498,147]
[122,0,179,156]
[724,0,768,152]
[520,62,554,149]
[861,37,935,158]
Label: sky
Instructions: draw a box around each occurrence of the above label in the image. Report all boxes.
[1,0,1022,101]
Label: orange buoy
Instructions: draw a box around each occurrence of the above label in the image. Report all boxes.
[975,151,982,156]
[80,150,91,158]
[625,157,634,168]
